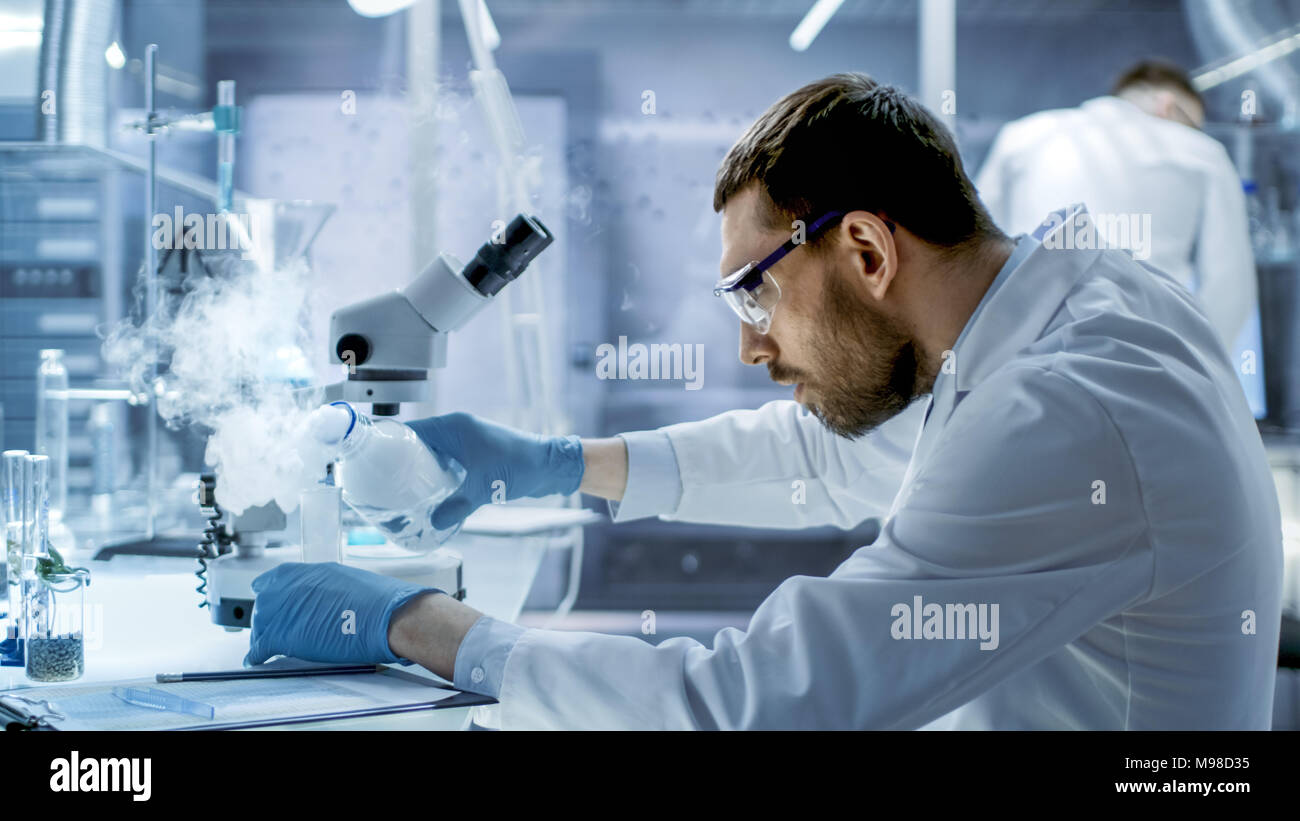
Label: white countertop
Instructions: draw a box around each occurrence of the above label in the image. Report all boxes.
[2,528,560,730]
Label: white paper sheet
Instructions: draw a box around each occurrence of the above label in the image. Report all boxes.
[4,666,459,730]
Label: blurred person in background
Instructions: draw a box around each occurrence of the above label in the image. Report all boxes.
[976,59,1255,353]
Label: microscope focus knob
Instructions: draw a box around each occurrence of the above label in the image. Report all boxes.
[336,334,371,367]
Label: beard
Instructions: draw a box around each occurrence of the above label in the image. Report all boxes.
[770,269,933,440]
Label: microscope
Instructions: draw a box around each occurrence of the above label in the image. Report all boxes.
[197,214,554,628]
[325,214,553,415]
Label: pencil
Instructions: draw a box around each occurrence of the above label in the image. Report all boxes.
[156,664,382,683]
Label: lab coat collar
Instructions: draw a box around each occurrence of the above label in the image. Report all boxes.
[894,205,1099,483]
[948,203,1101,398]
[1082,95,1144,118]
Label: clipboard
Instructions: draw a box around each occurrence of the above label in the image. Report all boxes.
[1,664,495,731]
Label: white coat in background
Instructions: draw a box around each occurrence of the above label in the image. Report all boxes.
[497,205,1281,730]
[975,96,1255,351]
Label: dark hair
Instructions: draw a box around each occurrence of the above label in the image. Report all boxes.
[1111,59,1204,108]
[713,72,1002,251]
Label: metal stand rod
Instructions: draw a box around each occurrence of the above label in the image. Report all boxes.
[144,43,159,541]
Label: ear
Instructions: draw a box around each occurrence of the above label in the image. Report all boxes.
[839,210,898,301]
[1152,89,1177,120]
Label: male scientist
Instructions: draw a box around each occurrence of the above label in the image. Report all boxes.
[246,73,1282,730]
[975,59,1256,352]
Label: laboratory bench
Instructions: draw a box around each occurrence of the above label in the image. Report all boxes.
[1,523,586,731]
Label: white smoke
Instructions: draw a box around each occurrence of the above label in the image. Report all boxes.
[103,252,333,516]
[96,79,580,519]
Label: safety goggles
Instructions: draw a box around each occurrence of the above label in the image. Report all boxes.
[712,210,856,334]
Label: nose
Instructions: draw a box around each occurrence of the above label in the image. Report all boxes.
[739,322,776,366]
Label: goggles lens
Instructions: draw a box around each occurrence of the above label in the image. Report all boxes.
[714,265,781,334]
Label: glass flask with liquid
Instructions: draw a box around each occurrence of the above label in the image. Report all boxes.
[306,402,467,554]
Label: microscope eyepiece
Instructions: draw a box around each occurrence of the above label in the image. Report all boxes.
[463,214,553,296]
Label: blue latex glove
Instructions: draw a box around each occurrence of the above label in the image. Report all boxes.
[244,562,441,666]
[406,412,584,530]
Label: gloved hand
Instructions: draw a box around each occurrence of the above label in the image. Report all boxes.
[244,562,441,666]
[406,412,584,530]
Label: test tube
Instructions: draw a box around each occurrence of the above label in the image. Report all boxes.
[216,80,236,213]
[1,452,27,652]
[3,452,26,578]
[300,485,342,564]
[19,456,50,647]
[1,451,25,565]
[89,403,115,517]
[13,455,48,666]
[24,455,49,559]
[34,350,68,522]
[2,450,25,532]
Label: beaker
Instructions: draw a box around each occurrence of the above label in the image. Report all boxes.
[20,453,87,682]
[23,566,88,682]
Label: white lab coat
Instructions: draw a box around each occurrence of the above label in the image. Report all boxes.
[975,96,1256,351]
[497,206,1282,729]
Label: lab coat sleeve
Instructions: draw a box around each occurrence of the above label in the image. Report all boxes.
[643,399,922,530]
[605,429,684,523]
[1193,148,1256,350]
[495,366,1153,729]
[452,615,525,698]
